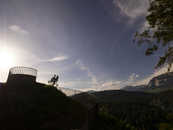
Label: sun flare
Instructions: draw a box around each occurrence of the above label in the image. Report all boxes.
[0,48,16,69]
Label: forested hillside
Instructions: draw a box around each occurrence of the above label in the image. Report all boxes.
[73,90,173,130]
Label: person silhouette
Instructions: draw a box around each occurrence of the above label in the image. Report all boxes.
[48,74,59,86]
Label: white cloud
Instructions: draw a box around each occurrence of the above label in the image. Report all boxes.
[40,56,69,62]
[57,59,172,92]
[45,56,68,62]
[75,60,142,91]
[102,80,122,87]
[100,80,123,90]
[76,60,100,88]
[101,66,172,91]
[98,73,139,90]
[113,0,149,19]
[9,25,29,35]
[128,73,139,81]
[60,80,91,89]
[139,21,150,32]
[59,65,172,93]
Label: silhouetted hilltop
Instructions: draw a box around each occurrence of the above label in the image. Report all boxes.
[0,82,87,130]
[1,67,173,130]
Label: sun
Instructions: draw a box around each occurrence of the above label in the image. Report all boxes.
[0,48,16,69]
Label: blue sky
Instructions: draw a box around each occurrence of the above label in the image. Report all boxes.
[0,0,169,90]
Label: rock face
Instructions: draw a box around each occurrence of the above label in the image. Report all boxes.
[148,72,173,88]
[121,72,173,92]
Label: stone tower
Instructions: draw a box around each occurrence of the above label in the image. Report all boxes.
[7,66,37,85]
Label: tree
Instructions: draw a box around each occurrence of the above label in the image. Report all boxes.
[134,0,173,72]
[48,74,59,86]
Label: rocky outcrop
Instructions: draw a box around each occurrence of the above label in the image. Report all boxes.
[148,72,173,88]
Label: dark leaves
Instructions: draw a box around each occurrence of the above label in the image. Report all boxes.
[145,45,158,56]
[134,0,173,71]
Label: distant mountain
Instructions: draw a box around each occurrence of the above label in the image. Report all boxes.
[121,72,173,92]
[86,90,96,94]
[148,72,173,88]
[72,72,173,129]
[58,87,82,96]
[122,85,147,91]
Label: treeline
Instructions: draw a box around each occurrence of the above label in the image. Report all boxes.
[72,90,173,130]
[91,103,173,130]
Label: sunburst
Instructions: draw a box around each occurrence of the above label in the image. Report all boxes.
[0,47,16,69]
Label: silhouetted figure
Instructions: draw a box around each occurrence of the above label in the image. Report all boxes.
[48,74,59,86]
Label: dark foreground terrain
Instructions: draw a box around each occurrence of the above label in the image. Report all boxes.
[0,82,87,130]
[0,80,173,130]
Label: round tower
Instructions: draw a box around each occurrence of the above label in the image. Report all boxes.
[7,66,37,85]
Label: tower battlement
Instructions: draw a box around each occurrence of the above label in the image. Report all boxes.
[7,66,37,84]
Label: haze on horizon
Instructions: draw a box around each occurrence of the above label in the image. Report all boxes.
[0,0,170,91]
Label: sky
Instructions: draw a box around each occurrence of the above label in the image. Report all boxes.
[0,0,169,91]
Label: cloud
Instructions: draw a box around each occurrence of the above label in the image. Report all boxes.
[59,59,171,92]
[59,65,172,93]
[46,56,68,62]
[98,73,139,90]
[60,80,91,89]
[75,60,142,91]
[128,73,139,82]
[76,60,100,88]
[134,65,173,86]
[140,21,150,32]
[113,0,149,19]
[8,25,29,35]
[100,80,123,90]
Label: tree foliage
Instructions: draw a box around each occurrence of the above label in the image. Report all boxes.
[135,0,173,71]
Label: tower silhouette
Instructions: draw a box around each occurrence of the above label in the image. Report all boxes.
[7,66,37,86]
